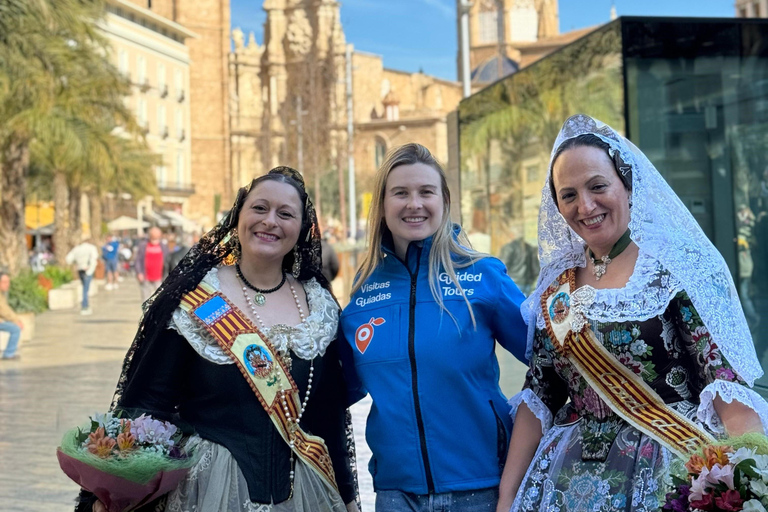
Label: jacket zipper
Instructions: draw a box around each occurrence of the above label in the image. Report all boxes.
[405,249,435,493]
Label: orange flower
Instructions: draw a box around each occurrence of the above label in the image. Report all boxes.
[685,454,707,474]
[116,432,135,452]
[119,419,132,434]
[87,428,117,458]
[704,444,733,469]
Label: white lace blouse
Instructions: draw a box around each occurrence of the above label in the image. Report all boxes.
[169,267,339,365]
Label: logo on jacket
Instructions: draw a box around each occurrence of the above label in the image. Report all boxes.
[355,317,386,354]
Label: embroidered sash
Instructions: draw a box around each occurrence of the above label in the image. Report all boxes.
[541,270,716,458]
[179,282,339,492]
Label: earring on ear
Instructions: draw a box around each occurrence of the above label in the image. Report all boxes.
[292,246,302,278]
[223,230,241,265]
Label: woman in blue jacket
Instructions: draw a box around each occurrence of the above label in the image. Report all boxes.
[339,143,529,511]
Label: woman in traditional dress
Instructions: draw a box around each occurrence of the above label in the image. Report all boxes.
[339,143,528,511]
[80,167,359,512]
[496,115,768,512]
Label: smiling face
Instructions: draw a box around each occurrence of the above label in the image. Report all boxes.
[237,179,303,264]
[383,162,444,259]
[552,145,631,256]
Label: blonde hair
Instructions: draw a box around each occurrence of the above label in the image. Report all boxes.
[352,143,485,326]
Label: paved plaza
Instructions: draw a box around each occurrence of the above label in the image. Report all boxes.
[0,279,525,511]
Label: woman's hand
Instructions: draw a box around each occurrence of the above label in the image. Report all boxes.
[345,501,360,512]
[93,500,106,512]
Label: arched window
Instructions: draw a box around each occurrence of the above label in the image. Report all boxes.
[375,137,387,169]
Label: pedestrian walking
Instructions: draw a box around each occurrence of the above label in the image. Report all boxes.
[134,227,168,302]
[101,235,120,291]
[0,272,24,360]
[66,237,99,315]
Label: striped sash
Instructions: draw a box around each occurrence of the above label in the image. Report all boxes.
[541,270,715,458]
[179,282,338,492]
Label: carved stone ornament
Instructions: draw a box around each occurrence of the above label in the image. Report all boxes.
[285,9,312,57]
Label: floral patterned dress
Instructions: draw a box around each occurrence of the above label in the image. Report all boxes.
[510,270,748,512]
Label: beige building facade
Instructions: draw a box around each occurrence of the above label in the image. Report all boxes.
[100,0,196,220]
[118,0,231,228]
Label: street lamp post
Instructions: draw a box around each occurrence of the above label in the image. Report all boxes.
[459,0,473,98]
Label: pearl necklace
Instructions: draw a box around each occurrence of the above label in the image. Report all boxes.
[237,274,314,495]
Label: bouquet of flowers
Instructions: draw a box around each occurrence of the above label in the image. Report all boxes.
[664,433,768,512]
[57,412,198,512]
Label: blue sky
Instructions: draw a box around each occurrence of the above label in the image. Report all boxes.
[230,0,734,81]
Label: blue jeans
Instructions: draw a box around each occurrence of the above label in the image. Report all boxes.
[0,321,21,358]
[375,487,498,512]
[78,270,92,309]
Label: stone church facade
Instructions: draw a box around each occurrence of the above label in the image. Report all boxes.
[229,0,463,227]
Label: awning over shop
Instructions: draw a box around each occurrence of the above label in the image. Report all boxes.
[160,210,200,233]
[107,215,150,231]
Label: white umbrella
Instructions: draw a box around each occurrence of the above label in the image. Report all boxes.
[107,215,150,231]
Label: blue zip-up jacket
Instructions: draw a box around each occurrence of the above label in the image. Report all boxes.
[338,234,528,494]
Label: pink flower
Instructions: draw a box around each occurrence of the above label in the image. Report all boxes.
[705,464,735,490]
[690,467,711,502]
[714,489,744,511]
[715,368,737,382]
[690,492,715,511]
[639,443,655,459]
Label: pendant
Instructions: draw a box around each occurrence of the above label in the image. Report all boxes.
[592,256,611,281]
[253,292,266,306]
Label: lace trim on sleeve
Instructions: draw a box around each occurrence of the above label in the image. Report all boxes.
[697,380,768,435]
[508,388,553,434]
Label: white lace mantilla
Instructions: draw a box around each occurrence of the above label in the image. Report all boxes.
[170,268,338,365]
[697,380,768,435]
[508,388,553,434]
[522,114,763,386]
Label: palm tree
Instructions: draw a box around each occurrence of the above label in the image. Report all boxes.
[0,0,110,273]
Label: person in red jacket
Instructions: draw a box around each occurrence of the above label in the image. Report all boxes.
[134,227,168,302]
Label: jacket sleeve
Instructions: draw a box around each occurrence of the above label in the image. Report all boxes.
[337,321,368,406]
[0,296,21,323]
[487,258,529,364]
[301,341,357,504]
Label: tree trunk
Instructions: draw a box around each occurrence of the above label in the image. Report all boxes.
[89,192,104,246]
[68,185,82,249]
[0,137,30,275]
[53,171,71,265]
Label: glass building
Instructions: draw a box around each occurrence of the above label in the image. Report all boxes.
[458,17,768,389]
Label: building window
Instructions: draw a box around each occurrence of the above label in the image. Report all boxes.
[375,138,387,169]
[176,151,184,184]
[510,0,538,42]
[478,10,499,44]
[158,104,167,137]
[138,98,147,129]
[176,108,183,139]
[756,1,762,17]
[118,49,129,77]
[158,63,166,96]
[157,165,166,187]
[137,55,146,86]
[175,69,184,102]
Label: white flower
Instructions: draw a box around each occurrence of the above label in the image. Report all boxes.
[744,500,768,512]
[752,479,768,498]
[630,339,648,356]
[755,455,768,470]
[729,447,758,464]
[631,326,640,337]
[92,412,114,428]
